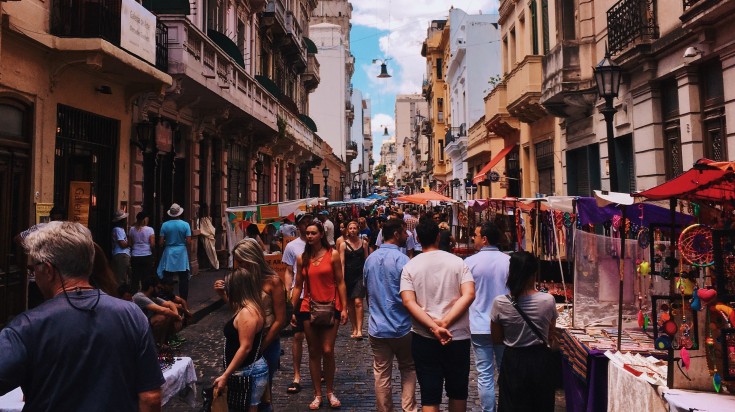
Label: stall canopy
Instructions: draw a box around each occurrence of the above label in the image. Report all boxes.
[472,144,517,184]
[396,190,455,205]
[365,193,387,200]
[635,158,735,202]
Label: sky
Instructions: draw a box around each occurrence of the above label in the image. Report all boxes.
[349,0,499,163]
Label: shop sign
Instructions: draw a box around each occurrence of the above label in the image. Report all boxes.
[120,0,156,65]
[68,181,92,227]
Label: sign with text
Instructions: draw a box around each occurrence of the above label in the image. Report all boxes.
[120,0,156,65]
[68,181,91,227]
[35,203,54,224]
[265,253,289,284]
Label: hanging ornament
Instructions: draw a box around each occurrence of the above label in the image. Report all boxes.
[638,310,644,328]
[644,313,650,330]
[655,335,672,350]
[691,287,702,311]
[714,372,722,393]
[697,288,718,306]
[680,347,691,371]
[637,261,651,276]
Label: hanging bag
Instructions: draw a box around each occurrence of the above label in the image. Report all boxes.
[306,250,337,327]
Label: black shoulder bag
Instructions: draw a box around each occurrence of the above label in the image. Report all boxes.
[506,294,562,388]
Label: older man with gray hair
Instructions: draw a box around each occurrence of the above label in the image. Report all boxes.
[0,221,164,412]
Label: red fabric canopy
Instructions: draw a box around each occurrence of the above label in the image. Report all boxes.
[395,190,455,205]
[635,159,735,202]
[472,144,516,184]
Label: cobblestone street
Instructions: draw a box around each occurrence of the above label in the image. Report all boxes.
[164,304,566,411]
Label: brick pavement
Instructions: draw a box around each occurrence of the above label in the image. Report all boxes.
[163,303,567,411]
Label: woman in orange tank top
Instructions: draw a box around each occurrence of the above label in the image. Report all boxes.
[291,220,348,410]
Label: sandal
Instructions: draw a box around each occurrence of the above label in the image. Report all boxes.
[287,381,302,394]
[327,393,341,408]
[309,395,322,410]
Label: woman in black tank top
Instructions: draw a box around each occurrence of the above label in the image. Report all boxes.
[339,221,369,339]
[213,268,268,411]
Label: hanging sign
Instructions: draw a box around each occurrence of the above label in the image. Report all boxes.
[35,203,54,224]
[68,181,92,227]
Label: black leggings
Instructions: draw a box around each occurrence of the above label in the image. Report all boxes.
[498,344,556,412]
[163,271,189,301]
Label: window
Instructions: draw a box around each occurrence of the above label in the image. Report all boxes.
[701,59,726,161]
[660,77,682,179]
[256,154,272,204]
[535,140,554,196]
[439,139,445,161]
[228,143,248,205]
[437,98,444,123]
[541,0,550,54]
[530,0,539,55]
[206,0,225,32]
[613,134,636,193]
[436,58,443,79]
[0,102,29,142]
[506,146,521,197]
[509,28,516,66]
[566,144,601,196]
[561,0,576,41]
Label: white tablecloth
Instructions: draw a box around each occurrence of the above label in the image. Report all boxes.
[607,361,668,412]
[0,357,197,411]
[663,389,735,412]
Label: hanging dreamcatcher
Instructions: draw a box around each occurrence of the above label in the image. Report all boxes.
[678,224,715,268]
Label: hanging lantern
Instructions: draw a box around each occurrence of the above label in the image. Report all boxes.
[377,62,392,78]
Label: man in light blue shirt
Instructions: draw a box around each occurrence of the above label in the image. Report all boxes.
[464,221,510,412]
[364,218,417,412]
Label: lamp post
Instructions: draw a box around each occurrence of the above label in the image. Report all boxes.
[322,165,330,198]
[594,50,623,192]
[339,175,345,200]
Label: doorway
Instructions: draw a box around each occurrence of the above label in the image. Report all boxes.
[0,100,32,325]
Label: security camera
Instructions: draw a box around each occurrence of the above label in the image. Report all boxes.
[683,46,702,58]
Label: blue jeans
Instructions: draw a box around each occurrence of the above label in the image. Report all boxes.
[472,334,505,412]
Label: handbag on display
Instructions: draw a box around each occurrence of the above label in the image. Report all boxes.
[305,252,337,327]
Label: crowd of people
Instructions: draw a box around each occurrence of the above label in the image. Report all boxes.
[0,202,560,412]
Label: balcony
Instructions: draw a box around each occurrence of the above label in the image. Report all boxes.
[607,0,658,57]
[540,42,597,119]
[161,15,316,153]
[506,55,546,123]
[484,83,520,137]
[49,0,170,73]
[444,123,467,159]
[284,12,307,70]
[681,0,735,29]
[303,54,320,92]
[262,0,287,35]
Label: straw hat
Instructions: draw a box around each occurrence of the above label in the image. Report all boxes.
[112,210,128,222]
[167,203,184,217]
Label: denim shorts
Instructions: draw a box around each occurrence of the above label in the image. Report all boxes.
[231,357,269,407]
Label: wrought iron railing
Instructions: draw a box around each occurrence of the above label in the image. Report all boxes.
[607,0,657,55]
[155,22,168,72]
[51,0,121,44]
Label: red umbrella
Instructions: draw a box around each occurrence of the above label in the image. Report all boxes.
[635,159,735,202]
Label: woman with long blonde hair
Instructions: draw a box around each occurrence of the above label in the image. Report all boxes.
[216,238,286,411]
[213,267,268,411]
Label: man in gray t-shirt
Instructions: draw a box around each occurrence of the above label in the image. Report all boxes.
[133,278,182,345]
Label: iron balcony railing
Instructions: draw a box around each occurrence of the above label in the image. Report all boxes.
[51,0,121,44]
[683,0,706,9]
[607,0,658,55]
[51,0,169,71]
[155,21,168,72]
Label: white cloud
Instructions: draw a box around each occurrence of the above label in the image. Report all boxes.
[352,0,499,95]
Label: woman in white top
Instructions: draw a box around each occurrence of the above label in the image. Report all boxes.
[128,211,155,291]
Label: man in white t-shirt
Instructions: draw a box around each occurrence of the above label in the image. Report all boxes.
[281,211,311,394]
[318,211,335,247]
[400,220,475,412]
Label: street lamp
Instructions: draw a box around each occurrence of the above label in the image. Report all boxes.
[594,48,623,192]
[322,165,330,197]
[372,58,392,78]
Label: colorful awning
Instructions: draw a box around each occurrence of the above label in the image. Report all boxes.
[472,144,516,184]
[635,159,735,202]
